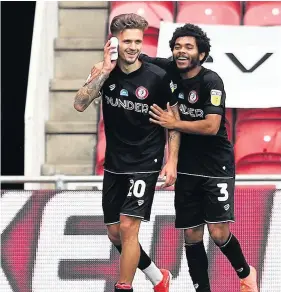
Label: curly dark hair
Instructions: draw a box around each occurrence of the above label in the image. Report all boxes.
[169,23,211,64]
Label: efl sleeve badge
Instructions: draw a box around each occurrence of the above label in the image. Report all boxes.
[210,89,222,106]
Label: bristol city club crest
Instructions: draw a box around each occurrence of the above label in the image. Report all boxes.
[188,90,199,104]
[135,86,149,100]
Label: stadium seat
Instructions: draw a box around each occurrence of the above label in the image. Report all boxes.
[244,1,281,26]
[225,108,233,143]
[235,119,281,174]
[95,107,106,175]
[109,2,174,30]
[236,108,281,124]
[236,159,281,174]
[176,1,241,25]
[142,33,159,57]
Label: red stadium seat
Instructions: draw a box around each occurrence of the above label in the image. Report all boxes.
[225,108,233,143]
[235,119,281,174]
[176,1,241,25]
[236,108,281,124]
[95,107,106,175]
[142,33,159,57]
[236,160,281,174]
[244,1,281,26]
[109,2,174,30]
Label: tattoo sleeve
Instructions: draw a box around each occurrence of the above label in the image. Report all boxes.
[167,106,181,163]
[74,69,109,112]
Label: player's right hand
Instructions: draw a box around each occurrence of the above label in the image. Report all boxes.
[102,40,117,74]
[159,161,177,189]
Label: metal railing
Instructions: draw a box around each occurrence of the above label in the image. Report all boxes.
[1,175,281,190]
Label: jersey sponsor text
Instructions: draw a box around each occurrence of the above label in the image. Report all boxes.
[105,95,149,114]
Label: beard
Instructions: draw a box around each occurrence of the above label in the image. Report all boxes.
[121,51,141,65]
[174,55,201,73]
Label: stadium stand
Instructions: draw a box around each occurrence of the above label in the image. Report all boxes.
[142,31,159,57]
[236,108,281,123]
[176,1,241,25]
[235,118,281,174]
[12,3,281,290]
[109,2,175,57]
[95,1,281,175]
[109,1,175,30]
[244,1,281,25]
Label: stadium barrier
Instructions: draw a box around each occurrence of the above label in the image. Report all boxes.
[24,1,58,190]
[1,175,281,292]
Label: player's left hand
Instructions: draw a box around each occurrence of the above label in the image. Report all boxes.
[149,103,176,129]
[159,161,177,188]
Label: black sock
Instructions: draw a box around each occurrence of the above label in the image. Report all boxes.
[185,241,210,292]
[216,233,250,279]
[114,244,151,270]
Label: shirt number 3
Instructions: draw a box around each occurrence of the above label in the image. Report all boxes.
[217,183,229,202]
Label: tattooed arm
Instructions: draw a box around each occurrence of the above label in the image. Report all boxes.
[159,105,181,188]
[74,40,117,112]
[167,106,181,164]
[74,67,109,112]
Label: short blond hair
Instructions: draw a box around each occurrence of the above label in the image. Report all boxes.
[110,13,148,35]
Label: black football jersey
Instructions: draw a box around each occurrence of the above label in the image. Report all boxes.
[101,62,177,173]
[139,54,235,177]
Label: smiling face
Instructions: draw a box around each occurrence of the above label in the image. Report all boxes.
[116,29,143,65]
[172,36,205,73]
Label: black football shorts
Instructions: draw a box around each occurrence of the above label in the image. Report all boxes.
[175,173,235,229]
[102,171,159,224]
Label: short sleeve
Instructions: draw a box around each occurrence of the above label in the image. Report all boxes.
[139,54,172,71]
[203,73,225,116]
